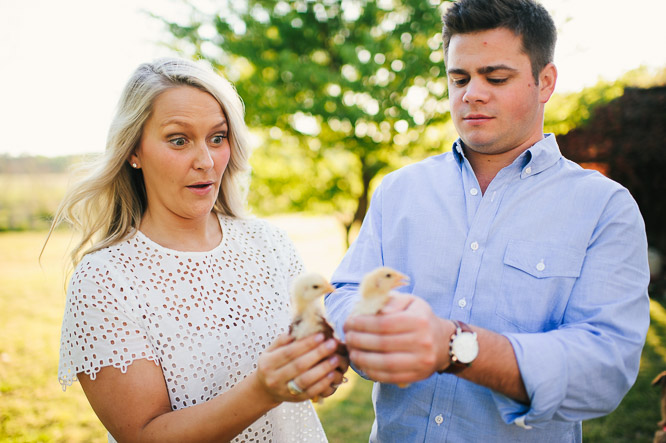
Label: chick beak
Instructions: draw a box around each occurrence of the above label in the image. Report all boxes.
[325,282,336,294]
[392,272,409,289]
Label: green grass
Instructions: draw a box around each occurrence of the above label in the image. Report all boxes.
[315,372,375,442]
[1,228,664,442]
[0,231,106,442]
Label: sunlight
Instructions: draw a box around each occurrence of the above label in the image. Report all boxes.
[647,300,666,362]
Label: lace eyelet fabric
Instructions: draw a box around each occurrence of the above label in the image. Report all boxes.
[59,215,327,442]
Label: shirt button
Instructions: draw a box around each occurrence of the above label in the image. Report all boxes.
[435,414,444,425]
[524,166,532,175]
[536,261,545,271]
[470,241,479,251]
[470,188,479,196]
[458,298,467,308]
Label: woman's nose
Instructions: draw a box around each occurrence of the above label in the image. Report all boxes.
[193,141,214,170]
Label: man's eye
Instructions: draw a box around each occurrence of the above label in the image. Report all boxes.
[170,137,187,146]
[451,78,468,86]
[488,78,508,84]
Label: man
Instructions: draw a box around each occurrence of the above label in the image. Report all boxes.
[324,0,650,441]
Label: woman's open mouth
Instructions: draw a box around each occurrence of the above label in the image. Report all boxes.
[187,181,215,194]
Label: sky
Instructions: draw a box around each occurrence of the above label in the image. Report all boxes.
[1,0,664,158]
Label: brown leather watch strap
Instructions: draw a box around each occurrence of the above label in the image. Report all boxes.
[440,320,474,374]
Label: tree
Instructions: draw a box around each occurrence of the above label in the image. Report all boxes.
[544,66,666,136]
[158,0,453,245]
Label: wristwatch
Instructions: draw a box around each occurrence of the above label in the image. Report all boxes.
[441,320,478,374]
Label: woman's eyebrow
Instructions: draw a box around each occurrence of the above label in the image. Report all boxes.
[160,118,228,129]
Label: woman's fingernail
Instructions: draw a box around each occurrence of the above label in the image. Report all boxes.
[315,333,325,342]
[326,339,336,350]
[329,355,339,366]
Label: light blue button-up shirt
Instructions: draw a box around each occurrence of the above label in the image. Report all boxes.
[325,135,650,442]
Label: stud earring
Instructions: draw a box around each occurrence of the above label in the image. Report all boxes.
[132,163,138,168]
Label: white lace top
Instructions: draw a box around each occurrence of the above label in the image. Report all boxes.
[58,214,328,442]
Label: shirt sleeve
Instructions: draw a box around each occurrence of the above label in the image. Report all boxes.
[492,186,651,427]
[58,255,157,390]
[325,185,386,342]
[265,221,305,283]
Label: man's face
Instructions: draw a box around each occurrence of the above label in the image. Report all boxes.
[446,27,555,157]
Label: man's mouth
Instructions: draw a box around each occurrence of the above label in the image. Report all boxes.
[464,114,492,120]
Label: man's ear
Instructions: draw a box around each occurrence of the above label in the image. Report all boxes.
[538,62,557,104]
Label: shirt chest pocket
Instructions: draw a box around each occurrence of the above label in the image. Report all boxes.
[495,240,585,333]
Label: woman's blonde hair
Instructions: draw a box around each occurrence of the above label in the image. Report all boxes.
[44,57,251,268]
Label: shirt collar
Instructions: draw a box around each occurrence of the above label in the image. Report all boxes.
[520,133,562,177]
[451,134,562,178]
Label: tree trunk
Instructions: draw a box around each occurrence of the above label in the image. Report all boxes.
[343,160,373,248]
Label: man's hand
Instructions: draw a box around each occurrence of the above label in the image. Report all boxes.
[343,293,454,385]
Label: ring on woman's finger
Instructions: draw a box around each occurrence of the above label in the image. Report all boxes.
[287,379,304,396]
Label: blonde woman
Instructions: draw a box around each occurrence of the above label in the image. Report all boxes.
[46,57,347,442]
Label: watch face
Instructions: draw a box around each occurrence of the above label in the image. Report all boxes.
[452,332,479,364]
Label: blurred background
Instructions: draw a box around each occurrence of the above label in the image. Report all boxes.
[1,0,665,441]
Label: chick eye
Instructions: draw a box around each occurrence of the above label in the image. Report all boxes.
[386,273,392,278]
[313,285,320,289]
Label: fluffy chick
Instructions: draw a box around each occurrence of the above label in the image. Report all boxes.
[289,272,348,403]
[352,266,409,316]
[352,266,410,388]
[290,272,336,340]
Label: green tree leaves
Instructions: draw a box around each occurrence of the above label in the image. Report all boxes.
[159,0,454,244]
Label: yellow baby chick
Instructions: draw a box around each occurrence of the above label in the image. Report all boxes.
[289,272,348,402]
[352,266,409,316]
[352,266,410,388]
[290,272,336,339]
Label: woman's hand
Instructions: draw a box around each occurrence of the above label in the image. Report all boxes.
[256,332,347,403]
[322,347,350,398]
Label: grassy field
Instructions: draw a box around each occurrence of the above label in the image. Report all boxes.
[0,174,71,232]
[0,221,663,442]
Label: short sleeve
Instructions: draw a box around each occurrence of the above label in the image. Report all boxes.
[264,221,305,280]
[58,255,157,390]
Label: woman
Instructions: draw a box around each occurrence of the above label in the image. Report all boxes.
[46,57,347,442]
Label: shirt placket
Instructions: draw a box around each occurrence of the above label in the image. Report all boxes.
[425,160,517,442]
[451,159,513,323]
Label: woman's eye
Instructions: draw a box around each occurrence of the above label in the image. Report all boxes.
[211,134,228,144]
[170,137,187,146]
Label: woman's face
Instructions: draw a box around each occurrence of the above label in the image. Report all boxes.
[131,86,231,224]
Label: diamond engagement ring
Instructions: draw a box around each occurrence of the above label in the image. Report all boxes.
[287,379,304,396]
